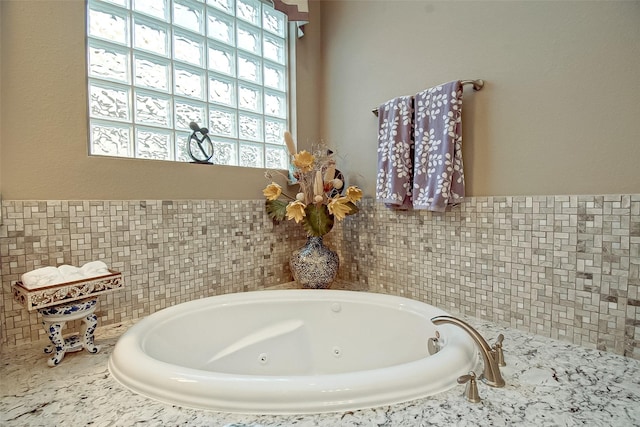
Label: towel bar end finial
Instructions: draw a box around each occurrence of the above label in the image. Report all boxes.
[473,79,485,91]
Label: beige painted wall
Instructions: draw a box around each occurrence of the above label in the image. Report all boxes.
[0,2,3,203]
[320,1,640,196]
[2,1,639,200]
[293,0,323,150]
[0,0,321,200]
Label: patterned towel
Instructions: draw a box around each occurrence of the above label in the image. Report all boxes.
[412,81,465,211]
[375,96,414,209]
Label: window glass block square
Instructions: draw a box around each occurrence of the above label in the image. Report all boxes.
[175,131,193,162]
[175,66,205,100]
[90,82,131,121]
[175,100,206,131]
[207,0,233,14]
[209,107,237,137]
[265,117,286,144]
[89,41,130,84]
[263,62,285,91]
[135,90,172,127]
[208,43,235,76]
[263,34,285,65]
[237,22,261,55]
[174,0,204,33]
[133,0,168,21]
[264,89,286,118]
[211,137,237,165]
[238,83,262,113]
[174,31,205,67]
[89,5,129,46]
[136,127,173,160]
[90,120,132,157]
[134,53,171,92]
[207,10,235,45]
[237,53,262,83]
[208,74,236,106]
[238,113,263,141]
[265,144,287,169]
[236,0,261,25]
[262,7,286,37]
[133,17,169,56]
[239,141,264,168]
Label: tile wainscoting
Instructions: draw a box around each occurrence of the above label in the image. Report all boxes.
[0,200,307,347]
[1,195,639,359]
[335,195,640,359]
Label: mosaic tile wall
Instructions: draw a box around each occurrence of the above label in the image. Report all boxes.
[0,200,307,347]
[333,195,640,359]
[1,195,639,360]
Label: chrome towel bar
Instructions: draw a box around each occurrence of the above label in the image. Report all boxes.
[372,79,484,116]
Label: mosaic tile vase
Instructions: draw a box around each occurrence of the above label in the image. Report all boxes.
[290,236,339,289]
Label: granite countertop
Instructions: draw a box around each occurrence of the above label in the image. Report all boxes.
[1,308,640,426]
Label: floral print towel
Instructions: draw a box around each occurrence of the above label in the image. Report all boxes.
[375,96,415,209]
[412,81,464,211]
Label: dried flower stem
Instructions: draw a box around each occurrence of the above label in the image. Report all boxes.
[284,131,297,156]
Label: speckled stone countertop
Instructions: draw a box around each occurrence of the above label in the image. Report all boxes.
[1,302,640,426]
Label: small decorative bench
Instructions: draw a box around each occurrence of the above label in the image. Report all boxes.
[12,271,124,366]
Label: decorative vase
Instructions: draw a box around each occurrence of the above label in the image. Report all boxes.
[290,236,339,289]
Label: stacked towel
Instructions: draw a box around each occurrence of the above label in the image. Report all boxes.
[20,261,111,290]
[20,267,65,289]
[412,80,465,211]
[375,95,415,209]
[58,265,85,282]
[80,261,111,277]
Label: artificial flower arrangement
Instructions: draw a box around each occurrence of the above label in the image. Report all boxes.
[263,131,363,237]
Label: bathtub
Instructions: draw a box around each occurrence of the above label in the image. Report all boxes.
[108,290,478,414]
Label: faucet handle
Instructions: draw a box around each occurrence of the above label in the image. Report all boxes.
[457,371,481,403]
[492,334,506,367]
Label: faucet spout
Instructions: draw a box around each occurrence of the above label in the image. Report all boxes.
[431,315,505,388]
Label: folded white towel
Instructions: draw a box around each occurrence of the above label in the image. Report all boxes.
[58,264,85,282]
[21,267,66,290]
[80,261,110,278]
[58,264,80,276]
[20,262,112,290]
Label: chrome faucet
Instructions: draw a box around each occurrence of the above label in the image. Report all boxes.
[431,315,505,388]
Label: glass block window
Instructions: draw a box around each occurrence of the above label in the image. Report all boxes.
[87,0,289,169]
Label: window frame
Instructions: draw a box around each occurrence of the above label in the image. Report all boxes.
[85,0,293,170]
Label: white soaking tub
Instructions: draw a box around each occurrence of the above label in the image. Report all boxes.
[108,290,478,414]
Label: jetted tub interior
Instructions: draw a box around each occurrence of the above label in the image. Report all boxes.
[108,290,478,414]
